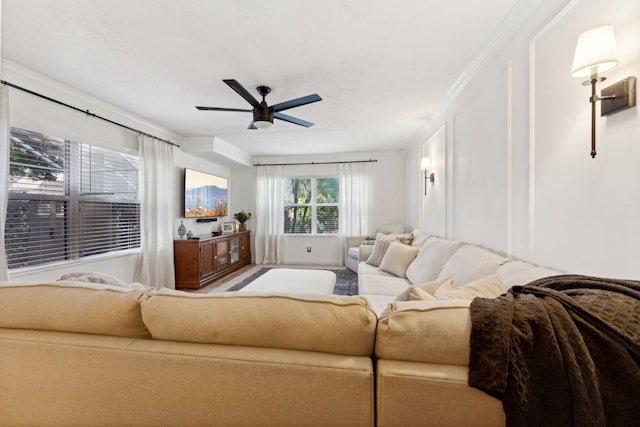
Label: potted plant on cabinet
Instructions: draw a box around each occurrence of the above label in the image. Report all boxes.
[233,211,252,231]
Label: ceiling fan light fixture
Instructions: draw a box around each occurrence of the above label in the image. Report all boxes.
[253,119,273,129]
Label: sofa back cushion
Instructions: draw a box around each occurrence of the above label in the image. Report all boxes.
[141,290,378,356]
[436,244,508,287]
[375,299,472,365]
[405,237,463,285]
[0,282,152,338]
[497,261,563,289]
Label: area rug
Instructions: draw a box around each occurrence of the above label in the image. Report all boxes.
[228,268,359,295]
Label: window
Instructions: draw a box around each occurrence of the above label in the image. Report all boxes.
[284,177,339,234]
[5,127,140,270]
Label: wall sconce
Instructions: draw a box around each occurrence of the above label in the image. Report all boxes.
[571,24,636,158]
[420,157,435,195]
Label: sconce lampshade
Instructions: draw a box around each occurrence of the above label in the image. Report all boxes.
[420,157,431,170]
[571,25,619,78]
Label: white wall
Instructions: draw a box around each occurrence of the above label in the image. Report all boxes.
[405,0,640,279]
[173,150,232,239]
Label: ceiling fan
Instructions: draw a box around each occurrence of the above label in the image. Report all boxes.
[196,79,322,129]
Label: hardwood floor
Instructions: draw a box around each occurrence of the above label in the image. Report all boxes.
[195,263,260,293]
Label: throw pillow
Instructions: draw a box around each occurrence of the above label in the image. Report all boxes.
[58,271,130,288]
[388,233,414,245]
[379,241,420,278]
[394,276,454,301]
[436,273,504,300]
[409,229,430,247]
[407,286,435,301]
[366,233,396,266]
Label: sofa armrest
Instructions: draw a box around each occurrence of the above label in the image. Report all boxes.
[346,236,367,249]
[358,244,374,261]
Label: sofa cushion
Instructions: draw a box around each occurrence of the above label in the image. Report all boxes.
[405,237,464,285]
[436,244,508,287]
[436,274,504,300]
[378,241,419,278]
[375,299,472,365]
[502,265,562,289]
[0,282,153,338]
[394,276,455,302]
[141,290,377,356]
[358,261,396,277]
[358,272,411,296]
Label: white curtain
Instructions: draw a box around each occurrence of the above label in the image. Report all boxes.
[338,162,372,237]
[255,165,286,264]
[134,135,176,289]
[0,87,10,282]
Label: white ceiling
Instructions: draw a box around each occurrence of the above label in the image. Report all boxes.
[2,0,520,157]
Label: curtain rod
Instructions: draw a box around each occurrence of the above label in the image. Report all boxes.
[253,159,377,167]
[0,79,180,148]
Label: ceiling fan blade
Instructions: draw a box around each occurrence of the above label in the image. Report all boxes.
[196,106,252,112]
[272,94,322,112]
[248,121,257,130]
[223,79,262,109]
[274,112,314,127]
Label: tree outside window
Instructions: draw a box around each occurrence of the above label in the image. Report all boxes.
[284,177,339,234]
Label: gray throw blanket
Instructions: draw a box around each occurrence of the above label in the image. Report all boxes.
[468,275,640,427]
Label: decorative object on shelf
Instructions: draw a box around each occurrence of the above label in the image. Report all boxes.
[177,220,187,239]
[571,24,636,158]
[233,211,252,231]
[420,157,434,195]
[186,230,194,239]
[222,222,236,234]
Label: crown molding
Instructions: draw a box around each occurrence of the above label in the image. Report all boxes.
[406,0,556,148]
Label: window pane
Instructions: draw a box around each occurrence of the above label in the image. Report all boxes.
[77,201,141,257]
[285,178,311,204]
[79,143,139,200]
[284,206,311,234]
[316,178,339,204]
[5,199,67,269]
[9,129,66,196]
[317,206,339,234]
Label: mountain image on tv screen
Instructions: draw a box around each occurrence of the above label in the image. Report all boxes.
[184,169,228,218]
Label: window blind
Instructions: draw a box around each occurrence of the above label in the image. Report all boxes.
[5,127,140,270]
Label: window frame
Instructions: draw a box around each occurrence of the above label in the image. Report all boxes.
[284,176,339,235]
[5,127,141,272]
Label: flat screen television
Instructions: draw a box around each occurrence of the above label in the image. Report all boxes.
[183,168,228,219]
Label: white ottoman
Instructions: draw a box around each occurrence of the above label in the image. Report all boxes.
[239,268,336,294]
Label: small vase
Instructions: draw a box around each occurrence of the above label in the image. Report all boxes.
[239,223,247,231]
[177,221,187,239]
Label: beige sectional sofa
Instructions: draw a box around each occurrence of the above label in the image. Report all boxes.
[1,231,563,426]
[0,282,377,427]
[357,230,562,426]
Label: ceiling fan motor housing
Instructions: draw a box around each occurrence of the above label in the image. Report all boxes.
[253,105,274,123]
